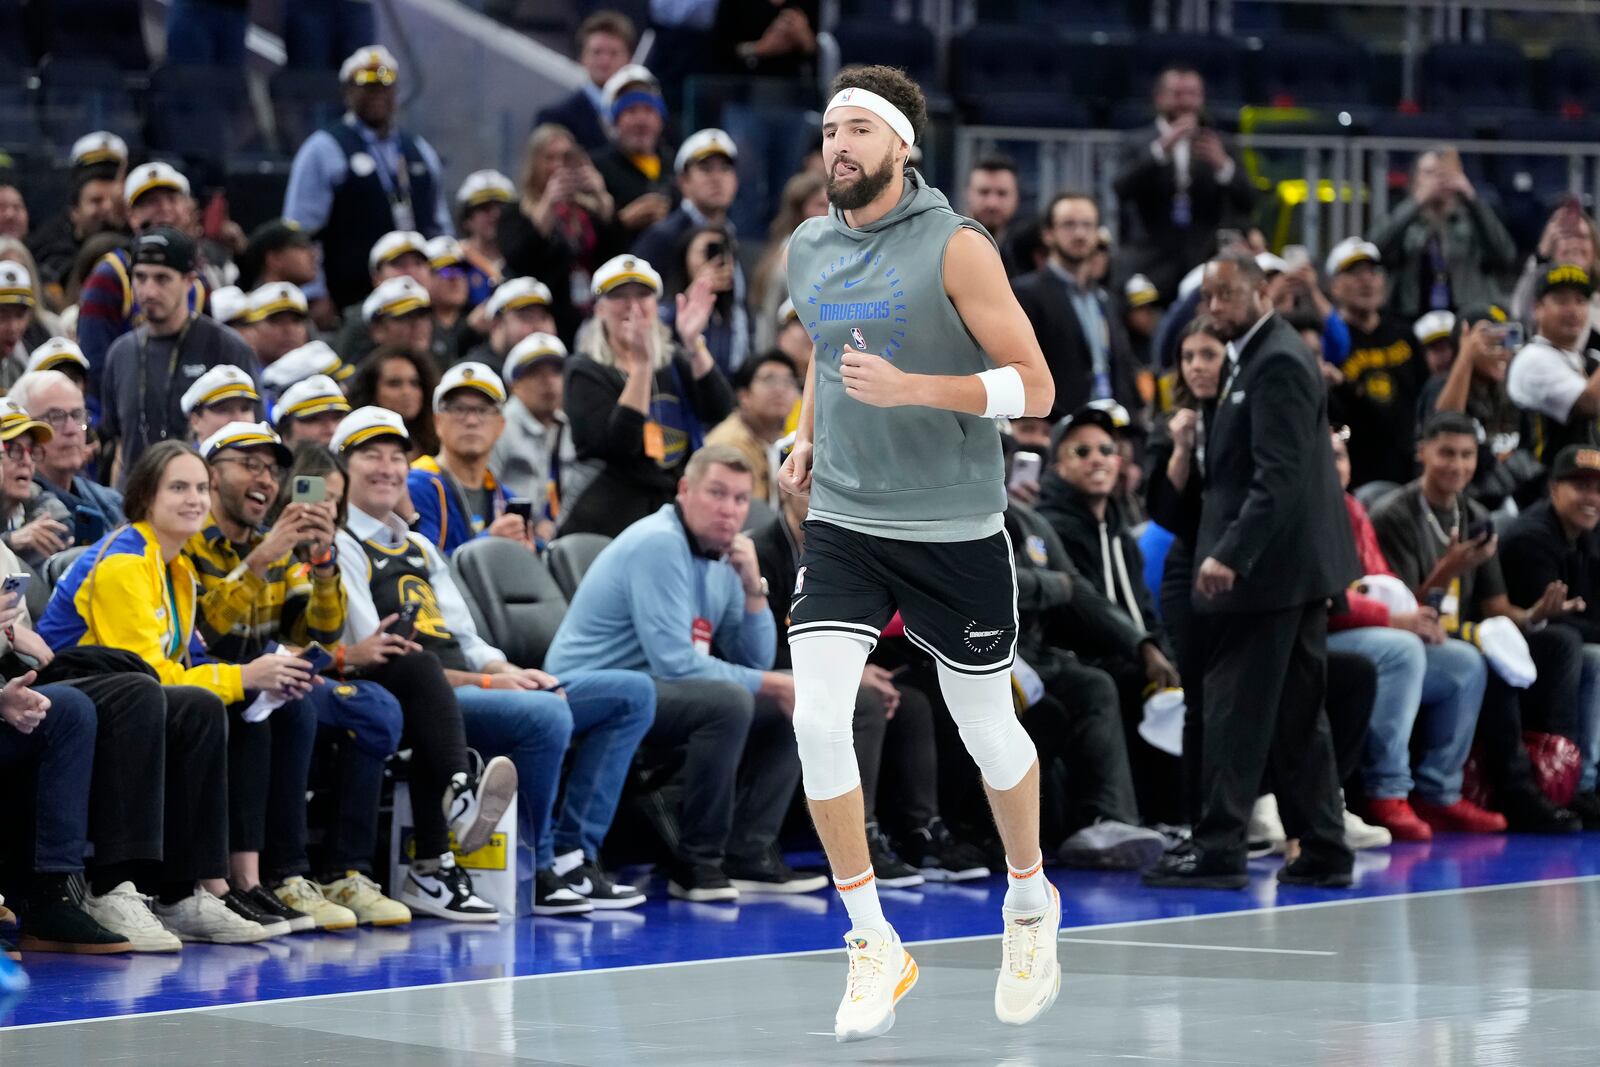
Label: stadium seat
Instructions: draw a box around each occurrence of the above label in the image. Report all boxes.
[1130,34,1248,108]
[36,55,141,145]
[1419,42,1532,114]
[268,67,344,155]
[950,25,1088,127]
[1545,47,1600,115]
[1249,35,1371,108]
[41,545,89,593]
[743,497,776,533]
[451,538,568,669]
[832,20,939,86]
[146,64,261,172]
[0,84,41,148]
[38,0,148,70]
[546,533,611,603]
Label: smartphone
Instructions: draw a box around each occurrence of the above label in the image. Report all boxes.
[298,642,334,675]
[1282,244,1311,271]
[1466,518,1495,543]
[391,601,421,642]
[73,505,98,546]
[703,239,727,262]
[1,572,30,602]
[291,475,326,505]
[1499,322,1524,350]
[1008,451,1043,491]
[505,498,534,522]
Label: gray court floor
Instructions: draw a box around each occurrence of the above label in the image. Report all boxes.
[5,879,1599,1066]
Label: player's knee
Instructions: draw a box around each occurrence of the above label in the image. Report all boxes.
[938,665,1037,792]
[793,693,860,801]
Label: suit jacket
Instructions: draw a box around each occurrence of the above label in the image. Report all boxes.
[534,89,609,152]
[1011,266,1142,421]
[1112,123,1256,301]
[1194,313,1359,614]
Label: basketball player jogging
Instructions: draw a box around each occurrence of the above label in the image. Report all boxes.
[779,64,1060,1042]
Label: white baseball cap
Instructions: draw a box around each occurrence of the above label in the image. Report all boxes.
[1325,236,1381,277]
[180,365,259,416]
[1256,252,1289,275]
[457,169,515,209]
[0,262,33,307]
[367,230,429,274]
[208,285,250,326]
[262,340,350,393]
[485,277,552,319]
[70,131,128,169]
[124,161,189,207]
[339,45,400,85]
[1124,274,1160,308]
[433,361,506,413]
[362,275,431,324]
[331,405,411,455]
[503,333,567,382]
[592,254,662,298]
[25,337,89,376]
[200,420,293,467]
[674,128,737,175]
[246,282,309,323]
[275,375,351,424]
[1414,310,1457,346]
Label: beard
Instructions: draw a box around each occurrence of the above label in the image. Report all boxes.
[827,145,899,212]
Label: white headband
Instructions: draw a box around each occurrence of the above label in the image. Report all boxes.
[825,87,914,148]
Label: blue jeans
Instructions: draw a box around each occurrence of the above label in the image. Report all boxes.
[0,685,97,873]
[283,0,376,70]
[1577,645,1600,792]
[1330,628,1486,803]
[165,0,248,66]
[456,670,655,869]
[306,680,403,873]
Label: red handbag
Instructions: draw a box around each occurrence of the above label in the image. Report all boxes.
[1462,731,1582,810]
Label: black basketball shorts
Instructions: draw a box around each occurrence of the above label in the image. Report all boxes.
[788,519,1018,676]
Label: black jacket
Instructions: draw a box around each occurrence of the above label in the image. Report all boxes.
[534,90,609,152]
[559,351,734,538]
[1194,313,1359,614]
[1500,498,1600,643]
[1034,471,1171,657]
[498,206,627,347]
[1011,266,1142,421]
[1144,419,1206,547]
[593,146,677,241]
[750,513,801,670]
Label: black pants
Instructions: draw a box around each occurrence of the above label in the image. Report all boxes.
[1159,540,1208,824]
[1478,623,1583,803]
[649,678,800,868]
[227,694,318,882]
[860,680,938,832]
[1325,651,1378,791]
[356,653,469,859]
[1090,655,1184,826]
[1024,658,1142,844]
[1196,602,1351,871]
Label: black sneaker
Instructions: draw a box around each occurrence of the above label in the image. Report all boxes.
[901,818,991,882]
[1277,855,1354,888]
[665,860,739,903]
[533,869,594,917]
[866,823,924,888]
[560,859,646,910]
[726,849,829,895]
[398,854,501,922]
[245,885,314,934]
[20,876,133,955]
[1141,844,1248,889]
[1566,790,1600,829]
[1503,790,1583,834]
[221,888,291,937]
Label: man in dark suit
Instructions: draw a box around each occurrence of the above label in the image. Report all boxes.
[1012,193,1142,421]
[1144,251,1359,890]
[534,11,636,152]
[1112,66,1256,303]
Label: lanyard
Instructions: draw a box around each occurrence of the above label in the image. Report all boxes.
[359,126,416,226]
[134,318,193,450]
[163,565,184,660]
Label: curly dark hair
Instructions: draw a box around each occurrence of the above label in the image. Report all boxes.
[828,65,928,144]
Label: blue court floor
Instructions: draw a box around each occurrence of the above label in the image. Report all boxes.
[4,831,1599,1033]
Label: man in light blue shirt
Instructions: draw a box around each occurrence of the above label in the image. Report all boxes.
[545,443,824,903]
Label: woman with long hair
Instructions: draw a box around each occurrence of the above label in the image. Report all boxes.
[660,224,749,377]
[347,346,440,459]
[750,171,826,352]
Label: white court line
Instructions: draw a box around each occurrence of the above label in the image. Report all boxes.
[4,872,1596,1033]
[1057,937,1336,956]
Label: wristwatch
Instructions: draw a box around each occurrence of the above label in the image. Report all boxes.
[750,577,769,598]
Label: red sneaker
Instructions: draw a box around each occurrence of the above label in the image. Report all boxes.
[1412,797,1508,834]
[1365,797,1433,841]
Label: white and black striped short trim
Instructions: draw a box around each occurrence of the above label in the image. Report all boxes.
[788,620,881,651]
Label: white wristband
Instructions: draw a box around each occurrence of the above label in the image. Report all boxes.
[977,366,1026,419]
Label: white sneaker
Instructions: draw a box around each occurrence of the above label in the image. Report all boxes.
[995,881,1062,1026]
[1057,819,1167,870]
[1343,808,1393,850]
[154,888,270,944]
[1247,794,1287,857]
[398,854,500,922]
[275,877,358,931]
[834,926,917,1043]
[83,883,182,953]
[319,872,412,927]
[444,754,518,855]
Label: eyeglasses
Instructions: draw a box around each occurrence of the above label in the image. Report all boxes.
[439,401,498,421]
[38,407,88,431]
[752,374,801,390]
[1,441,42,462]
[1070,443,1118,459]
[351,67,397,87]
[212,454,284,480]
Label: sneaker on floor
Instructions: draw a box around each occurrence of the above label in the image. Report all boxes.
[834,925,916,1042]
[726,851,830,895]
[443,752,518,856]
[83,883,182,953]
[19,877,132,955]
[666,860,739,903]
[1501,790,1582,834]
[1141,844,1248,889]
[155,888,271,944]
[1057,819,1167,870]
[241,884,314,934]
[1247,794,1287,858]
[995,880,1062,1026]
[0,894,19,959]
[1568,790,1600,829]
[866,823,924,889]
[901,818,990,882]
[561,859,646,909]
[221,889,291,938]
[1342,808,1393,850]
[272,877,355,932]
[319,872,411,927]
[1364,797,1433,842]
[1277,854,1353,888]
[533,869,595,917]
[399,854,500,922]
[1411,796,1509,834]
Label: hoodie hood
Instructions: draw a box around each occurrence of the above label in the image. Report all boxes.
[826,169,970,242]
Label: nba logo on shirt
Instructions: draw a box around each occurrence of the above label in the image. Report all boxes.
[851,327,866,351]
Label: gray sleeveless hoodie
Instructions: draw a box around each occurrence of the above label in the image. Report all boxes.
[785,170,1004,541]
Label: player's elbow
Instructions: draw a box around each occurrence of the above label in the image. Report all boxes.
[1023,369,1055,418]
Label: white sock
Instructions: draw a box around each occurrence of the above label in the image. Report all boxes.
[835,867,890,936]
[1004,854,1048,912]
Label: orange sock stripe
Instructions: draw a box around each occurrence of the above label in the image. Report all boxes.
[835,871,876,892]
[1008,859,1043,880]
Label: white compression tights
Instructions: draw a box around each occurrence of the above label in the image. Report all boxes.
[790,634,1037,801]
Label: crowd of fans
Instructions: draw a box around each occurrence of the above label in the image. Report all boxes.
[3,7,1600,962]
